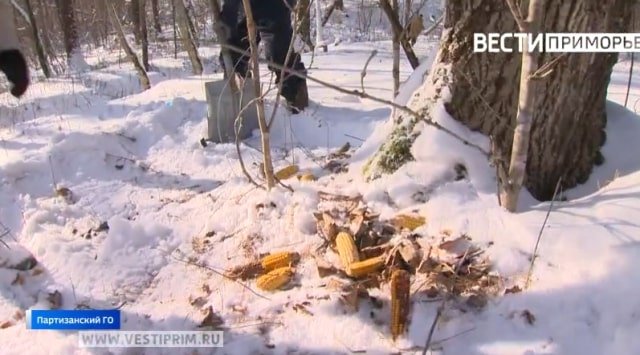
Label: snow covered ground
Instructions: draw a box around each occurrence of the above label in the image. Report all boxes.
[1,9,640,355]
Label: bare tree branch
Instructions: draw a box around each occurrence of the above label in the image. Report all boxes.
[378,0,420,69]
[361,50,378,93]
[505,0,527,31]
[241,0,276,189]
[220,42,490,157]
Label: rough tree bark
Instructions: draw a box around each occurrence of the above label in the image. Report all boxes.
[131,0,142,44]
[185,0,199,47]
[378,0,419,69]
[55,0,87,69]
[139,0,150,71]
[25,0,51,78]
[105,1,151,90]
[173,0,203,75]
[366,0,632,203]
[296,0,314,50]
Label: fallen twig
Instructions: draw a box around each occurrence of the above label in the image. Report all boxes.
[525,177,562,289]
[173,255,271,301]
[421,248,470,355]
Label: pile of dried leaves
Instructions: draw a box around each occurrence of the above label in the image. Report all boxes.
[223,191,504,341]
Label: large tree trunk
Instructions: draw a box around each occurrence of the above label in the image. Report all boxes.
[173,0,203,74]
[56,0,87,69]
[130,0,142,44]
[139,0,150,71]
[25,0,52,78]
[151,0,162,34]
[366,0,632,203]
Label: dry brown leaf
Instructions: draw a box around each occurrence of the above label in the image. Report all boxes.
[13,310,25,321]
[11,273,24,286]
[47,290,63,309]
[521,310,536,325]
[224,261,264,281]
[339,284,368,313]
[0,320,14,329]
[189,295,207,308]
[397,241,422,268]
[505,285,522,294]
[199,306,224,329]
[324,278,347,292]
[317,191,362,202]
[349,212,365,237]
[231,305,248,315]
[315,259,339,278]
[314,212,338,243]
[192,236,213,254]
[438,236,474,257]
[292,303,314,316]
[360,243,392,259]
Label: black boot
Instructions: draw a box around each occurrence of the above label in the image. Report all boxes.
[0,49,29,98]
[280,61,309,114]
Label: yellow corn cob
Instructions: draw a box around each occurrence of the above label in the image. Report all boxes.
[336,231,360,269]
[297,173,317,182]
[260,251,298,272]
[393,214,426,231]
[256,267,294,291]
[346,255,385,277]
[274,165,299,180]
[390,269,411,341]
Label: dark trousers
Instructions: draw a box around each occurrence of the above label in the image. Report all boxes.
[220,1,306,103]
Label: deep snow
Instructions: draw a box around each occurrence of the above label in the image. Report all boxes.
[1,5,640,355]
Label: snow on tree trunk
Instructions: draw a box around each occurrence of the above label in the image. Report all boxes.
[56,0,88,72]
[25,0,51,78]
[366,0,632,202]
[173,0,203,75]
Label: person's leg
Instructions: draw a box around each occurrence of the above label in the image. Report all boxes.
[260,18,308,112]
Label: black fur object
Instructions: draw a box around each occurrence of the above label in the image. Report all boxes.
[0,49,29,98]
